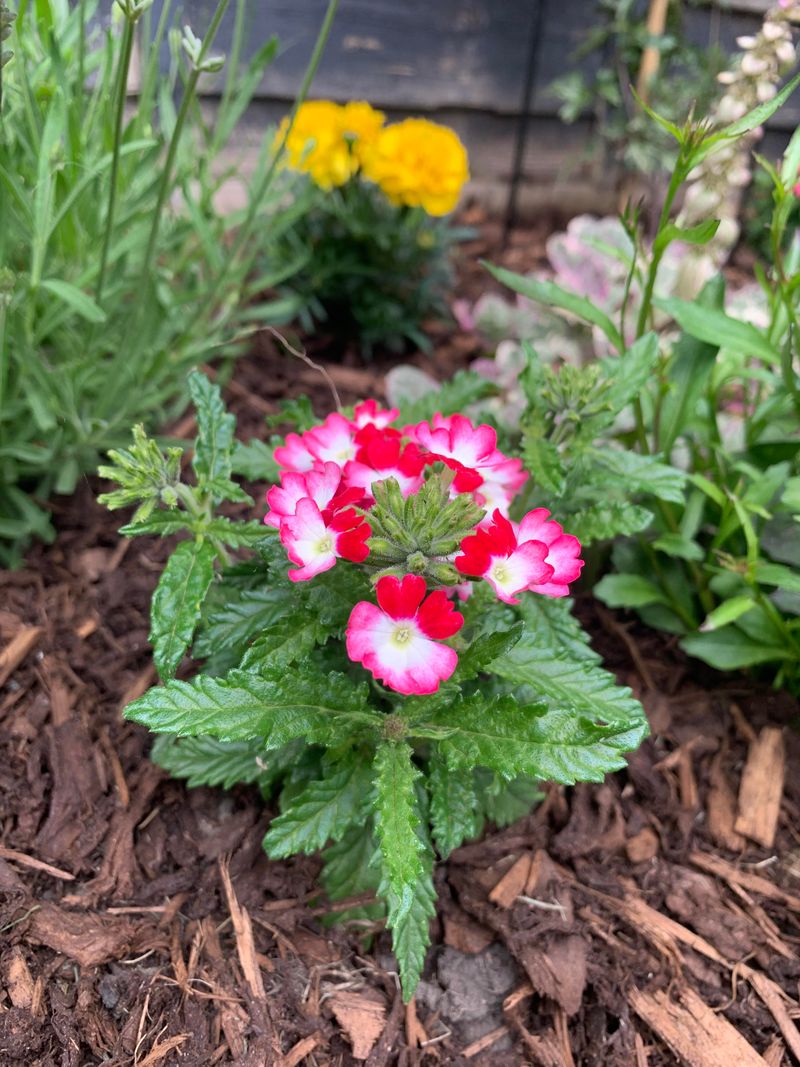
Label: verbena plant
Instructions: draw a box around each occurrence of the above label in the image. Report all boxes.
[100,371,648,999]
[0,0,336,565]
[272,101,471,355]
[485,75,800,691]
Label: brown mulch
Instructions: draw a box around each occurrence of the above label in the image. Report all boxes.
[2,219,800,1066]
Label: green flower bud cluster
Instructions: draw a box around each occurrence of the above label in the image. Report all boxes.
[365,469,484,586]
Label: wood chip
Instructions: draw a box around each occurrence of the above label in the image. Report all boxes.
[0,626,42,687]
[443,912,494,955]
[462,1024,508,1059]
[219,857,265,1001]
[690,851,800,912]
[626,827,659,863]
[762,1037,786,1067]
[489,853,532,908]
[404,996,428,1049]
[735,727,785,848]
[136,1034,190,1067]
[629,985,767,1067]
[0,846,75,881]
[503,982,534,1013]
[4,947,40,1013]
[706,751,747,851]
[634,1031,651,1067]
[279,1034,322,1067]
[747,971,800,1062]
[330,990,386,1060]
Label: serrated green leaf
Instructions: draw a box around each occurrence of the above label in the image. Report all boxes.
[588,448,686,505]
[150,734,265,789]
[436,690,645,784]
[566,502,653,543]
[453,624,523,682]
[600,333,660,414]
[428,755,482,859]
[119,511,191,537]
[383,850,436,1001]
[149,539,217,680]
[240,616,328,672]
[517,596,599,662]
[522,432,566,496]
[484,261,624,352]
[594,573,668,609]
[397,370,495,426]
[193,587,293,658]
[264,756,373,858]
[125,666,380,746]
[188,371,236,491]
[374,741,424,904]
[231,439,281,482]
[200,518,266,548]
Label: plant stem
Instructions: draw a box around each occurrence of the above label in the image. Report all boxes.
[193,0,340,328]
[95,16,135,305]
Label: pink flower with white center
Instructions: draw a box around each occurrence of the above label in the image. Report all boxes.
[304,412,359,466]
[455,510,554,604]
[265,461,345,529]
[517,509,584,597]
[280,498,371,583]
[352,399,399,429]
[273,432,316,473]
[412,413,498,471]
[475,454,528,517]
[346,574,464,695]
[344,427,425,499]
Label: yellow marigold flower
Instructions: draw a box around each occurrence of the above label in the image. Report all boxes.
[341,101,386,165]
[361,118,469,216]
[278,100,354,190]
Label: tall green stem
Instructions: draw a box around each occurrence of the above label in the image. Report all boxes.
[193,0,340,328]
[95,16,135,304]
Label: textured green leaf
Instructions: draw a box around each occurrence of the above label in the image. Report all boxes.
[428,755,482,859]
[565,502,653,543]
[436,691,644,784]
[149,734,264,789]
[600,333,660,414]
[264,756,373,858]
[149,539,217,680]
[522,432,566,496]
[652,532,704,561]
[231,439,281,483]
[188,371,236,489]
[193,587,293,658]
[321,824,382,922]
[493,632,648,734]
[119,511,191,537]
[454,624,523,682]
[384,849,436,1001]
[125,666,379,746]
[477,771,543,827]
[240,617,328,672]
[485,261,624,352]
[517,596,599,662]
[588,448,686,505]
[200,518,265,547]
[398,370,495,426]
[374,741,424,904]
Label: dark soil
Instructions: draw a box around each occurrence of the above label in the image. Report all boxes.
[2,217,800,1066]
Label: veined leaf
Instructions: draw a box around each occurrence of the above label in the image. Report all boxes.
[383,848,436,1001]
[453,623,523,682]
[428,755,482,859]
[374,741,424,906]
[150,734,264,789]
[321,824,382,922]
[477,771,543,827]
[593,573,668,609]
[125,667,380,746]
[436,691,646,784]
[600,333,660,414]
[264,755,373,858]
[193,587,293,658]
[149,539,217,680]
[517,596,599,662]
[484,261,624,352]
[231,438,281,483]
[588,448,686,504]
[565,501,654,543]
[522,432,566,496]
[188,371,236,491]
[240,616,329,672]
[398,370,495,426]
[654,297,780,364]
[681,627,789,670]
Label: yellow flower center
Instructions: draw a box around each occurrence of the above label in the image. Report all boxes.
[490,560,510,586]
[392,624,413,646]
[316,535,333,554]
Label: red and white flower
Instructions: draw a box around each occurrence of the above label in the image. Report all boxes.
[344,426,425,499]
[352,399,399,429]
[273,432,316,473]
[455,509,553,604]
[265,461,357,529]
[412,413,498,472]
[280,498,371,583]
[304,412,359,466]
[346,574,463,695]
[517,508,584,597]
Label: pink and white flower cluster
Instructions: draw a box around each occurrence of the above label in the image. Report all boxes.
[265,402,584,696]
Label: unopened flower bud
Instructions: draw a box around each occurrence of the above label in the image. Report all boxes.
[735,34,757,49]
[741,53,769,76]
[427,561,462,585]
[776,40,796,65]
[757,81,778,102]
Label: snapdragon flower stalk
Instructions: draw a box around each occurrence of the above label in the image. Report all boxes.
[675,2,800,298]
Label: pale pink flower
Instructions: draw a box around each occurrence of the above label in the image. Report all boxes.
[273,432,316,473]
[352,399,399,429]
[517,508,584,597]
[455,510,553,604]
[280,498,370,583]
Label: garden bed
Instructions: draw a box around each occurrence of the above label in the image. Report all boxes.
[1,233,799,1064]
